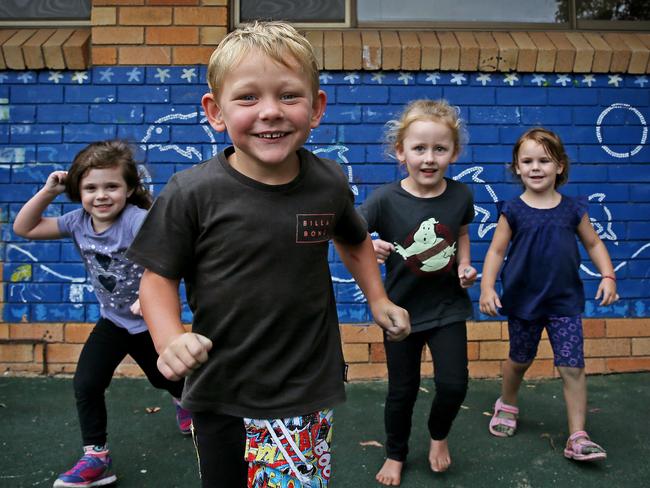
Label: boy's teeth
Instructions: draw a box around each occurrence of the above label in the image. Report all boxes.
[258,132,284,139]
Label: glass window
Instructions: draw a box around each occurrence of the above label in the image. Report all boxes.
[575,0,650,20]
[0,0,90,21]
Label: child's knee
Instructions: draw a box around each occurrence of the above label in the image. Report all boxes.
[557,366,585,382]
[434,380,468,406]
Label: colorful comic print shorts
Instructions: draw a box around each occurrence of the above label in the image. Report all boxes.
[244,409,333,488]
[508,314,585,368]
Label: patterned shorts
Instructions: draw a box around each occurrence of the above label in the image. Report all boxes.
[508,314,585,368]
[244,409,333,488]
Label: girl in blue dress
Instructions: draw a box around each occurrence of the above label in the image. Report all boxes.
[479,128,618,462]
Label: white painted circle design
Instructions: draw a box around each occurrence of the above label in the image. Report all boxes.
[596,103,647,158]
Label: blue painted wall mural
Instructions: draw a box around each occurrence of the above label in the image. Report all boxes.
[1,67,649,323]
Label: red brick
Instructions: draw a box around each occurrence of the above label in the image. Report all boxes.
[43,29,74,69]
[606,357,650,373]
[172,46,213,64]
[606,318,650,337]
[583,319,606,338]
[585,358,606,374]
[148,0,198,4]
[1,363,46,374]
[48,344,84,363]
[146,26,198,45]
[200,27,227,45]
[0,324,9,339]
[174,7,227,25]
[347,363,387,381]
[9,323,63,342]
[65,323,94,343]
[632,338,650,356]
[92,7,117,25]
[94,0,145,5]
[479,341,509,360]
[22,29,56,70]
[3,29,37,70]
[340,324,383,344]
[93,26,144,44]
[524,359,554,378]
[467,321,502,341]
[115,363,144,377]
[467,342,479,361]
[343,343,369,363]
[369,343,386,362]
[468,360,501,378]
[92,46,118,64]
[63,29,91,69]
[0,344,34,362]
[119,7,172,25]
[584,338,630,357]
[119,46,171,64]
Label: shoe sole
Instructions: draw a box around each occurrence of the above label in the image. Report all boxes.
[53,474,117,487]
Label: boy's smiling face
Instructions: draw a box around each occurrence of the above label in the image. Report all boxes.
[203,49,326,184]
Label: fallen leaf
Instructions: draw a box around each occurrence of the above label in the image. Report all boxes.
[482,411,492,416]
[359,440,383,448]
[540,433,556,451]
[145,406,161,414]
[0,403,6,408]
[588,408,601,413]
[525,384,537,388]
[460,405,469,410]
[419,387,430,393]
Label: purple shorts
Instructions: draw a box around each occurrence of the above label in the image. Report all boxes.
[508,314,584,368]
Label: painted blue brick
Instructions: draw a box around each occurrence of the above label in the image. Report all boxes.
[578,145,621,163]
[0,166,8,182]
[144,144,204,163]
[337,85,388,104]
[8,105,36,123]
[573,107,622,126]
[0,145,36,164]
[65,86,116,103]
[472,145,512,163]
[87,304,101,322]
[61,283,96,303]
[146,66,201,84]
[171,124,221,143]
[390,86,442,104]
[599,88,648,107]
[0,125,7,144]
[3,303,29,322]
[61,243,81,262]
[308,125,337,144]
[64,124,116,143]
[92,66,143,85]
[353,164,397,184]
[336,303,369,323]
[32,263,86,283]
[145,105,199,124]
[496,88,546,105]
[311,144,365,166]
[337,124,384,143]
[607,164,650,182]
[631,184,650,201]
[469,107,520,124]
[579,184,629,201]
[37,144,86,164]
[521,107,572,125]
[548,87,599,105]
[0,184,39,202]
[321,85,335,103]
[597,125,647,145]
[90,104,144,124]
[5,241,60,262]
[3,262,33,282]
[7,283,62,302]
[443,87,495,105]
[11,85,63,103]
[362,105,401,123]
[170,85,205,104]
[322,105,361,124]
[568,164,608,182]
[11,124,61,144]
[466,125,499,144]
[37,105,88,123]
[118,124,169,142]
[626,259,650,277]
[118,86,169,103]
[365,144,391,163]
[33,303,85,322]
[11,163,67,183]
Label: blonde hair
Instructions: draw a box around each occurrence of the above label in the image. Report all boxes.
[206,21,320,99]
[511,127,570,188]
[385,99,465,162]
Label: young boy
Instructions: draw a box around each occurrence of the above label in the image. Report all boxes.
[127,21,410,487]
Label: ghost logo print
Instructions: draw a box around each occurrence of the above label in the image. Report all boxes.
[394,217,457,275]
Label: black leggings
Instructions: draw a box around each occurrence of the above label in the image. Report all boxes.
[73,318,185,446]
[383,321,469,461]
[191,410,247,488]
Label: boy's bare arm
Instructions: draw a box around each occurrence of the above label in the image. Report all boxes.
[479,215,512,316]
[13,171,66,240]
[334,234,410,341]
[140,270,212,381]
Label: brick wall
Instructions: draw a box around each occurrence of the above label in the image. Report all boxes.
[1,67,649,379]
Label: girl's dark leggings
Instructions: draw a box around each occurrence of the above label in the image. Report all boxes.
[73,318,185,446]
[383,321,469,462]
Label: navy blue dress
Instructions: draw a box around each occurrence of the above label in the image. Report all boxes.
[498,195,588,320]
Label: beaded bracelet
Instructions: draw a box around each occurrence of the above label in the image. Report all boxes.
[601,275,616,282]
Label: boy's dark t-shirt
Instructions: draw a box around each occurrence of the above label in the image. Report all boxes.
[358,179,474,332]
[127,147,367,418]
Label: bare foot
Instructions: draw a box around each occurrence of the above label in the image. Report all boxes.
[429,438,451,473]
[376,458,403,486]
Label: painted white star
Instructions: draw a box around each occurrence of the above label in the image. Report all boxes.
[397,72,414,85]
[343,72,360,84]
[71,71,89,84]
[126,67,141,82]
[531,74,546,86]
[17,72,33,83]
[319,73,333,84]
[555,74,571,86]
[424,72,441,85]
[450,73,466,85]
[607,74,622,87]
[180,68,197,83]
[0,73,9,83]
[581,74,596,87]
[634,75,648,88]
[370,72,386,84]
[99,68,114,82]
[475,73,492,86]
[155,68,171,83]
[503,73,519,86]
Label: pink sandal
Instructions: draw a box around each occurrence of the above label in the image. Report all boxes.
[564,431,607,461]
[488,397,519,437]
